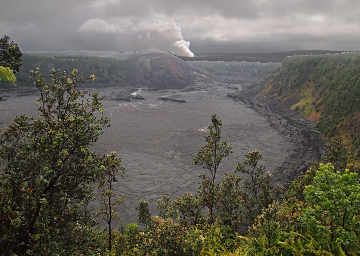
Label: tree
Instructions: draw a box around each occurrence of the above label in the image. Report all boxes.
[157,193,204,226]
[194,114,232,224]
[0,67,121,255]
[97,152,125,252]
[137,200,151,228]
[0,34,23,73]
[0,35,21,84]
[236,150,276,225]
[217,173,243,231]
[322,136,355,171]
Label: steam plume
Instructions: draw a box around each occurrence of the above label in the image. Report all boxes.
[170,23,194,57]
[79,16,195,57]
[172,40,194,57]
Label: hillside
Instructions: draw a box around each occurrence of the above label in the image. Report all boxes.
[4,52,195,90]
[261,52,360,154]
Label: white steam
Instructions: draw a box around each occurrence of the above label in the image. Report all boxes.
[172,40,194,57]
[170,23,194,57]
[79,15,194,57]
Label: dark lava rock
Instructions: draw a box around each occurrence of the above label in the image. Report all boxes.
[112,96,131,102]
[158,96,186,103]
[131,94,145,100]
[111,90,132,101]
[228,83,323,185]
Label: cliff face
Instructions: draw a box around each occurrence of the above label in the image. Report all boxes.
[8,52,195,90]
[261,53,360,154]
[127,52,193,90]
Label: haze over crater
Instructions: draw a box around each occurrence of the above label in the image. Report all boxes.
[1,0,360,54]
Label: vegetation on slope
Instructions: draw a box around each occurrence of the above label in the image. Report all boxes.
[262,52,360,156]
[1,65,360,255]
[1,36,359,255]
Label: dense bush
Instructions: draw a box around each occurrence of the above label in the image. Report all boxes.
[232,163,360,256]
[0,68,122,255]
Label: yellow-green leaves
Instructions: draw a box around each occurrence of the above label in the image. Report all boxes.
[66,77,73,84]
[71,68,78,75]
[0,66,16,83]
[89,73,96,81]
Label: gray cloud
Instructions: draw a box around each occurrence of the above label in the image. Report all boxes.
[0,0,359,53]
[100,0,260,19]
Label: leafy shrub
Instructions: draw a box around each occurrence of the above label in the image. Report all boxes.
[0,68,120,255]
[233,163,360,256]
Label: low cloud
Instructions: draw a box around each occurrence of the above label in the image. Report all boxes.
[0,0,359,52]
[79,15,194,56]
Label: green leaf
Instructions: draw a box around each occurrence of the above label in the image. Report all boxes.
[40,198,48,205]
[0,66,16,83]
[32,233,41,241]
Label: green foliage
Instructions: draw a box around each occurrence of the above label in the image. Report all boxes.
[322,136,358,171]
[108,223,141,255]
[157,193,205,226]
[0,67,118,255]
[157,195,176,220]
[0,66,16,83]
[277,232,336,256]
[236,150,276,225]
[217,173,243,231]
[171,193,204,225]
[122,217,203,256]
[97,152,125,251]
[235,163,360,256]
[137,200,151,227]
[124,223,141,248]
[285,165,317,201]
[0,34,23,73]
[300,163,360,253]
[116,219,240,256]
[247,201,283,249]
[0,35,22,85]
[194,114,232,224]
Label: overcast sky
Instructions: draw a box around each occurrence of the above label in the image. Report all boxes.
[1,0,360,54]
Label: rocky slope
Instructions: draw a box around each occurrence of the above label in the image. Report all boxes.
[228,82,323,183]
[260,52,360,155]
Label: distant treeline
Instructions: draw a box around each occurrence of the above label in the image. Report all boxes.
[13,54,130,88]
[179,50,344,62]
